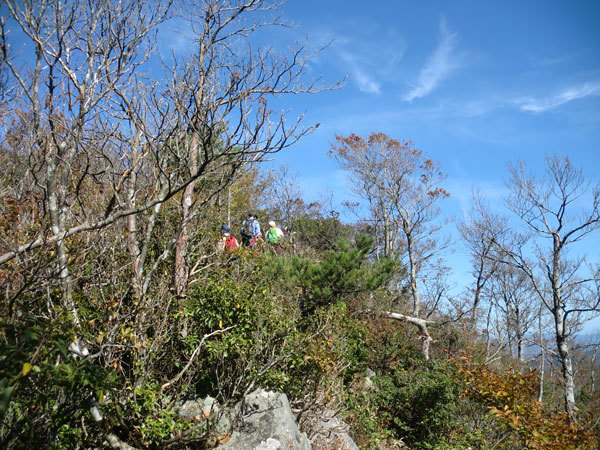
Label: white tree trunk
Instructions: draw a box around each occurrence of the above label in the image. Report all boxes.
[555,310,576,420]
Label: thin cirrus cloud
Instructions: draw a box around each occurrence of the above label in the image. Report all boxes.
[516,82,600,112]
[352,68,382,94]
[337,49,382,95]
[404,18,460,102]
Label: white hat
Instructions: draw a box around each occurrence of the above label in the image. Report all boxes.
[269,220,276,227]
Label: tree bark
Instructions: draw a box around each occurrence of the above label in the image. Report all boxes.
[405,227,421,317]
[555,308,576,420]
[551,234,576,420]
[174,133,199,299]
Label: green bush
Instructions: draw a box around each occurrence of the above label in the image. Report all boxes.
[117,379,196,448]
[374,360,461,448]
[183,263,304,400]
[290,215,346,251]
[264,234,397,314]
[0,313,118,448]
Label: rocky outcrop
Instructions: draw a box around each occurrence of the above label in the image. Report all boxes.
[179,389,311,450]
[219,389,311,450]
[309,413,358,450]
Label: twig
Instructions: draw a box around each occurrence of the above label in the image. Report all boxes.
[161,326,234,392]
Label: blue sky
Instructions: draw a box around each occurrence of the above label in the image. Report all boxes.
[270,0,600,207]
[265,0,600,330]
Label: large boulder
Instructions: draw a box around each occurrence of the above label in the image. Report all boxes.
[218,389,311,450]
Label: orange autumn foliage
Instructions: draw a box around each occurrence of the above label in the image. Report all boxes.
[454,356,598,449]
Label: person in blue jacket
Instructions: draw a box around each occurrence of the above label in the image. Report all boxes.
[240,212,261,248]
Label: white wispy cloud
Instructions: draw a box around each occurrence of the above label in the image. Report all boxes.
[515,82,600,112]
[404,17,460,102]
[530,54,572,67]
[337,49,382,94]
[325,20,406,95]
[352,68,382,94]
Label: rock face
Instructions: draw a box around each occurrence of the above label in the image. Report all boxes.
[310,414,358,450]
[218,389,311,450]
[178,389,361,450]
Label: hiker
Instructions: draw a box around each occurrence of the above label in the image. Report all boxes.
[265,220,284,253]
[240,212,261,248]
[217,225,239,254]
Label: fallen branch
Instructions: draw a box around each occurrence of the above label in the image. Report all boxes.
[161,326,235,392]
[381,311,435,361]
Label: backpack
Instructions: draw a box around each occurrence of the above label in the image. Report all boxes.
[225,235,238,251]
[266,227,280,244]
[241,218,255,240]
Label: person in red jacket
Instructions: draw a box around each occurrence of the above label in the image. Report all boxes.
[217,225,239,253]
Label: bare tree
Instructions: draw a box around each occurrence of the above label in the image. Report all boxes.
[0,1,338,439]
[2,0,173,338]
[260,164,305,228]
[494,154,600,420]
[491,264,539,362]
[330,133,449,315]
[330,132,449,359]
[0,0,336,295]
[166,0,338,297]
[458,191,507,324]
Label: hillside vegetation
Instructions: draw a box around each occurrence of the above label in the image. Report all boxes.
[1,1,599,449]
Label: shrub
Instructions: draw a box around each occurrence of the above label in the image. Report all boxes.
[455,356,599,449]
[263,234,397,314]
[374,360,461,448]
[183,263,303,401]
[0,313,118,448]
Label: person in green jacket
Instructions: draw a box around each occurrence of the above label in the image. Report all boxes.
[265,220,284,253]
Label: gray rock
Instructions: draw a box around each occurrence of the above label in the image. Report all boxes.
[254,438,283,449]
[218,389,311,450]
[363,368,377,390]
[178,396,233,438]
[105,433,138,449]
[309,412,358,450]
[179,395,220,421]
[178,398,203,422]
